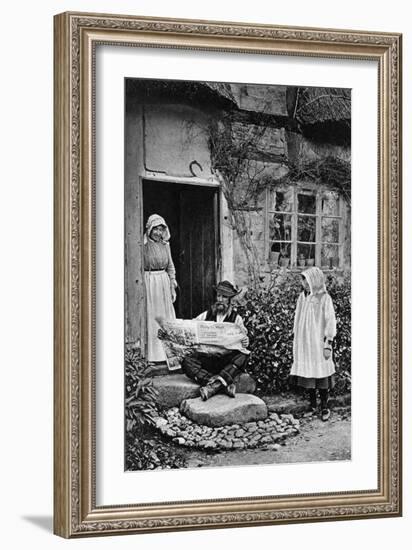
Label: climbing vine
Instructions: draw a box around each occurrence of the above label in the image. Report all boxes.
[208,112,351,288]
[209,115,269,286]
[267,155,351,205]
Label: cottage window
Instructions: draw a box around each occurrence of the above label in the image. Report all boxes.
[266,186,343,269]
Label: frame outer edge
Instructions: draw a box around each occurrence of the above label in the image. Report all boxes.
[53,12,72,539]
[393,33,402,516]
[398,33,403,517]
[80,23,95,521]
[53,11,402,537]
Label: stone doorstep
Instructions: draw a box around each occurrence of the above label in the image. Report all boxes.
[181,394,268,427]
[263,393,351,417]
[150,372,257,409]
[146,363,183,377]
[151,374,200,409]
[235,372,256,394]
[265,398,308,417]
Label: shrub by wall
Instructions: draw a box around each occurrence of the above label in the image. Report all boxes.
[237,271,351,396]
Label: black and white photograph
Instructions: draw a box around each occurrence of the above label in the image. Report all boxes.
[124,78,352,471]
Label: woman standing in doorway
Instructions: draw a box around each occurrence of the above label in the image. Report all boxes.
[144,214,177,363]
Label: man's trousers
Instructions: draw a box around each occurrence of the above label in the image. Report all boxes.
[182,350,249,386]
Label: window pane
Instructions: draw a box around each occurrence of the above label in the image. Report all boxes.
[297,215,316,242]
[322,191,340,216]
[321,245,340,268]
[297,243,315,265]
[322,217,340,243]
[269,213,292,241]
[297,193,316,214]
[270,242,291,263]
[268,189,294,212]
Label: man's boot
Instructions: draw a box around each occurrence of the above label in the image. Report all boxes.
[200,377,224,400]
[225,383,236,398]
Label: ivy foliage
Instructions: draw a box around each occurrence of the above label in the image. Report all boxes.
[271,155,351,205]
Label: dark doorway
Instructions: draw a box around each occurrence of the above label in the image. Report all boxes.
[142,179,219,318]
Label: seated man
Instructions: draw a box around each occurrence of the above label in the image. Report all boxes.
[182,280,250,400]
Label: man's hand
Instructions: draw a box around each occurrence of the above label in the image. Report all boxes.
[241,336,249,348]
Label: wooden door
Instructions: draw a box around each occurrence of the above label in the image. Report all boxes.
[179,186,218,318]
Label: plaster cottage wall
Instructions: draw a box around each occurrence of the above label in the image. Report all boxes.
[144,104,213,178]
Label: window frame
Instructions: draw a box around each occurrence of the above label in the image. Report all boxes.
[265,183,344,269]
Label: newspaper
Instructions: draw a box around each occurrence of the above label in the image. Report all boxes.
[156,316,250,371]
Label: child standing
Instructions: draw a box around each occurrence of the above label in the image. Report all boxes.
[290,267,337,421]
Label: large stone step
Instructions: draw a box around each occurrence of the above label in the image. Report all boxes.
[181,394,268,427]
[150,372,257,409]
[151,374,200,408]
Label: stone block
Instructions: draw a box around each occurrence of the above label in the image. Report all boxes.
[235,373,257,394]
[151,374,200,408]
[265,395,309,416]
[182,394,268,427]
[146,363,183,377]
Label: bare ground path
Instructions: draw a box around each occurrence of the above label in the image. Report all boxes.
[184,412,351,468]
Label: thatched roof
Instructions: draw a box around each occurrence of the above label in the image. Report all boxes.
[125,78,238,110]
[203,83,238,105]
[295,87,351,125]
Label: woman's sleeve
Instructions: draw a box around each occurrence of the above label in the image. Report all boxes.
[324,294,337,340]
[166,243,177,283]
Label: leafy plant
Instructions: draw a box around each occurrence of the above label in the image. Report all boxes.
[124,346,188,470]
[125,348,159,431]
[237,271,351,396]
[237,272,300,394]
[325,273,352,394]
[125,378,159,432]
[125,430,188,471]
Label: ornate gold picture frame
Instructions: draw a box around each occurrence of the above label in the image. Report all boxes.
[53,11,402,538]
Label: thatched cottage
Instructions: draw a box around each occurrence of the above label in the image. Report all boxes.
[125,79,351,348]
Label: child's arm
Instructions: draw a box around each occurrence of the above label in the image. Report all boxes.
[324,294,337,340]
[323,294,337,359]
